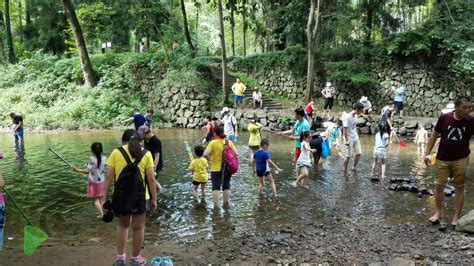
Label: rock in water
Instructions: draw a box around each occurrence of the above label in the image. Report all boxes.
[389,184,399,191]
[456,210,474,233]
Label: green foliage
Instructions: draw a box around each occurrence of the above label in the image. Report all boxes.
[386,30,431,57]
[325,60,377,86]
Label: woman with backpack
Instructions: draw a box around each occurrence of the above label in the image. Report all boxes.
[103,129,157,266]
[203,125,239,209]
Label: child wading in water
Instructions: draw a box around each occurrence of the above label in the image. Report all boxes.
[74,142,106,217]
[188,145,209,203]
[372,125,390,180]
[248,116,264,163]
[295,131,316,187]
[414,125,428,154]
[253,139,282,197]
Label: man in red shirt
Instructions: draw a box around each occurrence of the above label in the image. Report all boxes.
[424,96,473,228]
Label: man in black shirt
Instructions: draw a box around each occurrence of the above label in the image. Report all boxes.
[138,125,163,190]
[10,112,24,145]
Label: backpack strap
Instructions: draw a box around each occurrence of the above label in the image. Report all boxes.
[118,147,146,167]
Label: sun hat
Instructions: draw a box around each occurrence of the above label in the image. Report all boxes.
[361,96,368,102]
[220,107,230,114]
[326,82,332,87]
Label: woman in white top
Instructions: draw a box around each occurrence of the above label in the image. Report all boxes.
[295,131,317,187]
[252,88,263,109]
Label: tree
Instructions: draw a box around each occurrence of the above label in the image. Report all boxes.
[180,0,196,57]
[218,0,229,105]
[61,0,98,87]
[228,0,237,56]
[0,9,4,61]
[4,0,16,63]
[305,0,321,103]
[242,0,247,57]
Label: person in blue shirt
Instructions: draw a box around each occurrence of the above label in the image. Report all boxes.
[394,85,406,118]
[253,139,282,197]
[278,108,311,169]
[122,109,146,130]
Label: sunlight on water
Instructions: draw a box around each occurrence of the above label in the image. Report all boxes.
[0,129,472,248]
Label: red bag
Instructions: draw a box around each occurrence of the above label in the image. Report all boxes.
[223,139,239,175]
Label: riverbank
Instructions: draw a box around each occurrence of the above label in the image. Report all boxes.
[1,215,473,265]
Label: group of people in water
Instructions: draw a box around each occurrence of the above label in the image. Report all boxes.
[0,90,472,265]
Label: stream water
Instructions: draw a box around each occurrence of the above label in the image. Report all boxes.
[0,129,473,248]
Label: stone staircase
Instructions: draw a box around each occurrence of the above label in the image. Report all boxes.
[210,66,283,111]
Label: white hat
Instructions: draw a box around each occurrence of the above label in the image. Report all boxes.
[361,96,368,102]
[326,82,331,87]
[221,107,230,114]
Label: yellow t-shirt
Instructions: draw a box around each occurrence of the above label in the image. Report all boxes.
[232,83,246,96]
[247,123,261,147]
[189,157,209,183]
[207,138,236,172]
[106,145,154,200]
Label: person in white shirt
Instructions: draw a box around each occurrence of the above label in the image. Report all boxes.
[321,81,336,117]
[342,103,364,174]
[221,107,238,142]
[359,96,373,115]
[252,88,263,109]
[372,124,390,180]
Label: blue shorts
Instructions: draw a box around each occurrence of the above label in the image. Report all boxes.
[227,135,236,142]
[394,101,404,111]
[234,95,244,104]
[0,203,5,251]
[14,128,24,140]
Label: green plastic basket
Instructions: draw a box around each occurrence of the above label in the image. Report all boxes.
[23,225,48,256]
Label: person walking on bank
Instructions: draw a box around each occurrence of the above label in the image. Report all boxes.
[424,96,473,229]
[122,109,147,131]
[103,129,157,266]
[252,88,263,109]
[221,107,238,142]
[321,82,336,118]
[394,84,406,118]
[231,78,246,108]
[138,126,163,191]
[342,103,365,174]
[203,125,239,209]
[10,112,24,146]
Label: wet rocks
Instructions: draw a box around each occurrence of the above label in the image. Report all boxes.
[457,210,474,233]
[388,176,441,197]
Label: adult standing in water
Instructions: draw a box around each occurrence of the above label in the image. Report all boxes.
[424,96,473,228]
[203,125,238,208]
[122,109,146,131]
[138,126,163,191]
[278,108,311,171]
[342,103,364,174]
[321,81,336,118]
[394,84,406,118]
[103,129,157,266]
[10,112,24,146]
[231,78,246,108]
[221,107,238,142]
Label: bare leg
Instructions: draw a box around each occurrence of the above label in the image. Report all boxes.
[223,189,231,205]
[344,157,350,174]
[267,175,277,197]
[94,198,104,217]
[381,158,386,179]
[201,184,206,201]
[353,154,361,170]
[452,186,465,225]
[212,190,220,208]
[155,179,162,191]
[372,158,377,176]
[192,185,199,200]
[429,184,444,222]
[116,215,132,256]
[258,176,264,194]
[130,213,145,257]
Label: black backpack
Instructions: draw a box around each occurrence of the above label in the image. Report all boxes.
[112,147,148,215]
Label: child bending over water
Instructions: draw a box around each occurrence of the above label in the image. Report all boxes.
[188,145,209,203]
[372,125,390,179]
[295,131,317,187]
[253,139,282,197]
[73,142,106,218]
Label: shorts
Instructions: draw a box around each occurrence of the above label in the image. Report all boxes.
[394,101,404,111]
[14,128,24,140]
[343,139,362,158]
[373,148,387,160]
[227,135,236,142]
[192,181,207,186]
[297,161,313,169]
[324,98,334,110]
[257,171,271,177]
[0,203,5,251]
[249,146,259,153]
[211,171,232,191]
[254,99,262,105]
[87,182,105,198]
[293,147,302,164]
[435,157,469,187]
[234,95,244,104]
[313,149,322,164]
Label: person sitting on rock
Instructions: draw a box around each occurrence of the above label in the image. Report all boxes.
[252,88,263,109]
[359,96,373,115]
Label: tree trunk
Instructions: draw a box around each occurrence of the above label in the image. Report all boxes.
[365,2,373,46]
[180,0,196,57]
[4,0,16,63]
[242,0,247,57]
[230,1,235,57]
[18,0,23,42]
[0,9,4,61]
[305,0,322,103]
[218,0,229,105]
[61,0,98,87]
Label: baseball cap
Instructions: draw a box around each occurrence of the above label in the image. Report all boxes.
[353,103,365,110]
[137,125,150,139]
[221,107,230,114]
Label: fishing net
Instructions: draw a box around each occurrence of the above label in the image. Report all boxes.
[23,225,48,256]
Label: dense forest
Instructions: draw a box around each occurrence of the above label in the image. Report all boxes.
[0,0,472,128]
